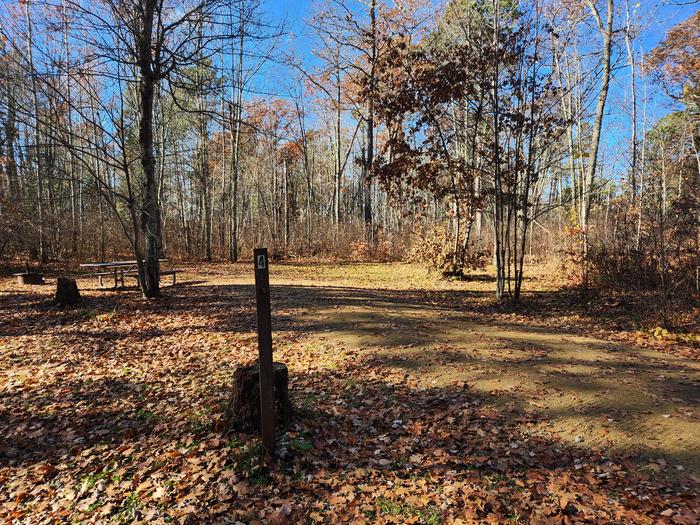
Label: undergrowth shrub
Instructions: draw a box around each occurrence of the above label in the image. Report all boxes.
[405,223,487,276]
[560,195,699,329]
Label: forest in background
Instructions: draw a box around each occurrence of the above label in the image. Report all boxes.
[0,0,697,307]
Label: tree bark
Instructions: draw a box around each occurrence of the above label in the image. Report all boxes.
[25,2,47,263]
[283,157,289,248]
[226,362,292,433]
[137,0,161,298]
[334,51,342,227]
[491,0,506,301]
[364,0,377,241]
[54,277,81,306]
[582,0,614,289]
[229,6,245,262]
[625,0,638,200]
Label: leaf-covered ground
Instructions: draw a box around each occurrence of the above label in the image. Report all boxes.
[1,263,698,524]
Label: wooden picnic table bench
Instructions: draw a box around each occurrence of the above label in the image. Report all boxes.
[79,260,180,289]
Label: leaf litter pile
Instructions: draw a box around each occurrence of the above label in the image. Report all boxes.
[1,263,698,524]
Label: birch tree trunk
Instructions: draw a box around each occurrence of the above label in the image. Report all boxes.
[625,0,638,200]
[229,2,245,262]
[582,0,614,289]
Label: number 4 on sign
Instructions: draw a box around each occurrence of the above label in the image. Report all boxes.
[257,254,266,270]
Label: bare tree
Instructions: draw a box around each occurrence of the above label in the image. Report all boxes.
[3,0,239,296]
[581,0,615,289]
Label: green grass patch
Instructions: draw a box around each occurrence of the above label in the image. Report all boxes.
[187,410,209,433]
[375,496,442,525]
[290,436,313,453]
[112,493,139,524]
[80,471,106,491]
[301,393,320,409]
[233,441,272,486]
[135,408,157,422]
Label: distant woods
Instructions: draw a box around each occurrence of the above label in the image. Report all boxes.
[0,1,697,304]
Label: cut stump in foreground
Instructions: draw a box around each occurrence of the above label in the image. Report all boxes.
[227,362,291,433]
[54,277,81,307]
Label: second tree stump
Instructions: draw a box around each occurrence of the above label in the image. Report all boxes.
[54,277,81,306]
[227,362,291,433]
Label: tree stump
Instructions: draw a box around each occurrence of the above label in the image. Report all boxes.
[54,277,81,306]
[227,362,291,433]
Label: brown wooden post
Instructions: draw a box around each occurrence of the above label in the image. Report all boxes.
[254,248,275,454]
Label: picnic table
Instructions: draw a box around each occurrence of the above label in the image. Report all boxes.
[79,260,179,289]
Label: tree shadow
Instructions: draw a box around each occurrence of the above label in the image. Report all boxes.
[442,271,497,282]
[1,277,698,523]
[0,293,131,337]
[507,287,699,335]
[198,363,700,523]
[2,281,697,462]
[0,377,163,467]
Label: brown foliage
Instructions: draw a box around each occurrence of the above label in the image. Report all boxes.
[647,11,700,105]
[405,223,487,276]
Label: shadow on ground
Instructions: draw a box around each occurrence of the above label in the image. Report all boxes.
[1,273,699,523]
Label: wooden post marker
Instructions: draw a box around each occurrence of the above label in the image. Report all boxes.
[254,248,275,454]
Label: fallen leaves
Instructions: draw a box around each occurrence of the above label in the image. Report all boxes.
[0,264,698,524]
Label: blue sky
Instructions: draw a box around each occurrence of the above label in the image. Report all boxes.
[259,0,699,105]
[639,0,697,50]
[254,0,699,181]
[599,1,699,178]
[265,0,698,61]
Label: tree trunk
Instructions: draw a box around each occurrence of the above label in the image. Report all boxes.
[625,0,638,200]
[226,362,292,433]
[54,277,81,306]
[334,52,342,226]
[283,158,289,248]
[25,2,47,263]
[229,12,245,262]
[63,1,79,257]
[4,83,19,199]
[137,0,161,299]
[491,0,506,301]
[364,0,377,241]
[198,82,212,261]
[582,0,614,289]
